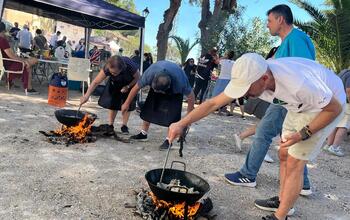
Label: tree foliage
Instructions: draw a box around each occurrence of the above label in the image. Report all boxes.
[105,0,137,13]
[119,35,152,56]
[102,0,138,37]
[196,0,235,54]
[169,35,199,64]
[291,0,350,72]
[219,8,276,58]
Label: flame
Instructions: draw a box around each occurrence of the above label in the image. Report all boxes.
[55,115,92,143]
[149,192,201,219]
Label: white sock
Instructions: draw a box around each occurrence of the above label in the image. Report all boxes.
[141,130,147,135]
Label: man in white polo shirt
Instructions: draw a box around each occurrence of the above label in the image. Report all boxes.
[167,53,345,220]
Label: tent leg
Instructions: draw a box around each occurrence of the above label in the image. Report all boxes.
[138,27,145,103]
[0,0,5,18]
[84,28,92,59]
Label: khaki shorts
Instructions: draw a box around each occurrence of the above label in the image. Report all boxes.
[336,104,350,129]
[282,106,345,161]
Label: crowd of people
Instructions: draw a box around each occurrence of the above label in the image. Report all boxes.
[1,21,132,95]
[167,4,349,220]
[77,4,349,220]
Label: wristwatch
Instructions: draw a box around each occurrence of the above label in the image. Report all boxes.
[299,125,312,141]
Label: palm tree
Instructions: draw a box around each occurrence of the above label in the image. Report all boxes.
[290,0,350,72]
[169,35,199,64]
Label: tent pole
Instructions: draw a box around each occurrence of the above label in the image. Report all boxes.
[138,27,145,104]
[0,0,5,18]
[84,28,91,59]
[139,27,145,75]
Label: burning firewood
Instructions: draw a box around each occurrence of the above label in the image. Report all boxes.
[40,116,130,146]
[132,189,212,220]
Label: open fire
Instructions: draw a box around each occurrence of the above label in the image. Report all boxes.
[150,192,200,219]
[132,189,213,220]
[54,115,93,143]
[39,114,131,146]
[39,115,96,146]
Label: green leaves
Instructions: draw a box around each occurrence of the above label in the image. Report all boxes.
[169,35,199,64]
[291,0,350,72]
[220,10,276,59]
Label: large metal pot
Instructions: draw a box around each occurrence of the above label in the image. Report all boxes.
[145,161,210,205]
[54,109,97,127]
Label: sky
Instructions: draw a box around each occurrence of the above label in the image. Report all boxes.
[135,0,326,59]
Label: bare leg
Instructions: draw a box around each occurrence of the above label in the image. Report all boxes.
[122,110,130,126]
[278,147,289,200]
[239,105,245,117]
[276,154,306,220]
[327,128,337,146]
[108,110,117,125]
[26,58,37,90]
[239,124,256,140]
[27,67,33,90]
[332,127,347,146]
[230,102,234,114]
[141,120,151,133]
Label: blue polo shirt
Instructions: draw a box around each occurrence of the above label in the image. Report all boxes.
[274,28,315,60]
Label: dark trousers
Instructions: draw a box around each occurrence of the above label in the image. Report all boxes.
[193,77,209,103]
[19,47,32,53]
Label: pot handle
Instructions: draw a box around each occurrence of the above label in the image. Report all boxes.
[170,161,186,171]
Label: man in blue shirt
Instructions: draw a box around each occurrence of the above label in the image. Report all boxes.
[223,5,315,219]
[121,60,195,150]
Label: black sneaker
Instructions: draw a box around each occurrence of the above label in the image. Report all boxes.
[120,125,129,134]
[130,132,148,141]
[159,139,170,150]
[104,125,115,136]
[255,196,295,216]
[26,88,39,95]
[262,214,288,220]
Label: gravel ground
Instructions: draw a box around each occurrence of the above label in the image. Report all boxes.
[0,84,350,220]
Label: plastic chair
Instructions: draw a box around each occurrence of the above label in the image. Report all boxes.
[60,57,92,96]
[0,52,25,91]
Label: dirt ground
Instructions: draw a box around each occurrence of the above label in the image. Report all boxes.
[0,84,350,220]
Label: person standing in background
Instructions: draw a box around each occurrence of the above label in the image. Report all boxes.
[17,24,33,53]
[49,31,61,49]
[33,29,48,51]
[9,22,20,52]
[143,53,153,73]
[323,68,350,157]
[193,47,219,104]
[183,58,196,88]
[131,50,141,68]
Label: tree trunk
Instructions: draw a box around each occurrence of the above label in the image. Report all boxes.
[198,0,211,55]
[198,0,236,54]
[222,0,237,12]
[156,0,182,60]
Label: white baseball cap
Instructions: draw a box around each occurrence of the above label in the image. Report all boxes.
[224,53,268,98]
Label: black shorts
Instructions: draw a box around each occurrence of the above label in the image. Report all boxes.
[19,47,32,53]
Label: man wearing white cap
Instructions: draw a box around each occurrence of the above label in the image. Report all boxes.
[168,53,345,220]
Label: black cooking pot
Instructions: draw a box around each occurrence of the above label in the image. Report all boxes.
[54,109,97,127]
[145,161,210,205]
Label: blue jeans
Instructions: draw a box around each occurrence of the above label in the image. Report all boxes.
[239,104,311,188]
